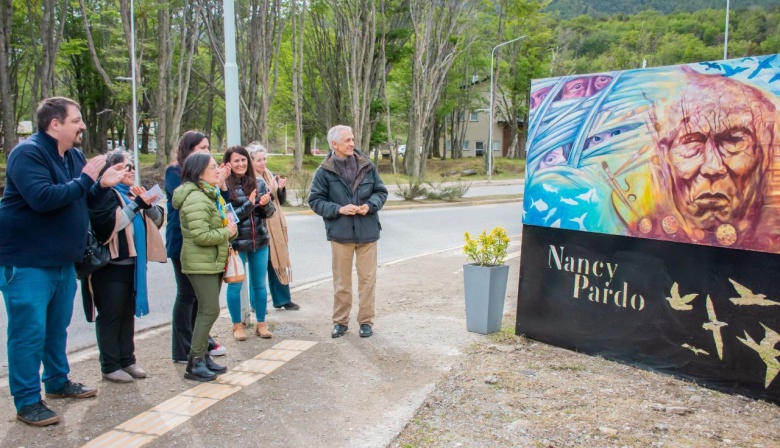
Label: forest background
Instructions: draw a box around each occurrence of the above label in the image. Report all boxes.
[0,0,779,180]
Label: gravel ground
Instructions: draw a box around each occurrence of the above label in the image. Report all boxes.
[392,328,780,448]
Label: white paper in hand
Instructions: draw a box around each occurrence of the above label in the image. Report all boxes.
[146,184,163,205]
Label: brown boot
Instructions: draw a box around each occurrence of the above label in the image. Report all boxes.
[255,322,272,339]
[233,323,247,341]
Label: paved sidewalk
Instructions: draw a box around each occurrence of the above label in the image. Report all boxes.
[0,246,520,448]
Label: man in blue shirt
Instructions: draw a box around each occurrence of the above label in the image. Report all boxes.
[0,97,124,426]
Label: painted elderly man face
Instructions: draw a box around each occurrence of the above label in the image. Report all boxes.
[658,74,774,234]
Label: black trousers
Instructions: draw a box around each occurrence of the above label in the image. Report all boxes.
[91,263,136,374]
[170,258,216,361]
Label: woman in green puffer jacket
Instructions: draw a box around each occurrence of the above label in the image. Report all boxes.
[171,153,237,382]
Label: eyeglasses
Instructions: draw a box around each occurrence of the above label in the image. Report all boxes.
[124,163,135,172]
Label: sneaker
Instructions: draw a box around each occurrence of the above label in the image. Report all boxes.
[274,302,301,310]
[16,400,60,427]
[45,381,98,399]
[208,344,227,357]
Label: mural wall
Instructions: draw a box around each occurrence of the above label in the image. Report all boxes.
[518,55,780,403]
[523,55,780,253]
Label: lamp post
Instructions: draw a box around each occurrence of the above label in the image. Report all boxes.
[224,0,249,322]
[724,0,730,60]
[488,36,526,181]
[224,0,241,146]
[118,0,139,185]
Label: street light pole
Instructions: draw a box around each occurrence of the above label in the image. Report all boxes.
[488,36,526,182]
[224,0,250,323]
[126,0,139,185]
[224,0,241,146]
[724,0,730,60]
[118,1,139,184]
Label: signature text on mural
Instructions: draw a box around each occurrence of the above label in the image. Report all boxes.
[548,245,645,311]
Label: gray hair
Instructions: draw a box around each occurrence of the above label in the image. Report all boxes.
[246,141,267,158]
[100,148,132,176]
[327,125,353,149]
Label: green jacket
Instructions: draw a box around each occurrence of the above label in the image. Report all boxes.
[172,182,232,274]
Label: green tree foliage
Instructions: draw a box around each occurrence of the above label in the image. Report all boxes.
[547,0,778,19]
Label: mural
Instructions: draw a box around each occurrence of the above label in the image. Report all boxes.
[523,54,780,254]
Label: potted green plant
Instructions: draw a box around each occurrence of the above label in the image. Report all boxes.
[463,227,510,334]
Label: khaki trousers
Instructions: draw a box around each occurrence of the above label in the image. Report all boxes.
[331,241,377,326]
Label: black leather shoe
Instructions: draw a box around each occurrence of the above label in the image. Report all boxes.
[274,302,301,310]
[359,324,373,338]
[204,354,227,374]
[16,400,59,427]
[331,324,348,338]
[184,356,217,382]
[45,380,97,399]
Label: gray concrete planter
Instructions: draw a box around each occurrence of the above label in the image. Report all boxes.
[463,263,509,334]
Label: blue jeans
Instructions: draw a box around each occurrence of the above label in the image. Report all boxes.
[0,265,76,410]
[267,258,292,308]
[226,247,269,324]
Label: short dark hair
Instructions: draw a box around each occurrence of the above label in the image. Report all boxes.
[175,130,208,167]
[181,153,213,185]
[36,97,80,132]
[223,145,258,202]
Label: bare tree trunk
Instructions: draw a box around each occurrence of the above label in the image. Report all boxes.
[305,1,410,146]
[432,116,443,159]
[204,53,217,137]
[40,0,66,99]
[167,0,205,158]
[405,0,476,178]
[0,0,16,154]
[292,0,306,173]
[27,0,66,130]
[156,3,172,166]
[140,120,150,154]
[239,0,284,145]
[379,0,396,174]
[336,0,376,151]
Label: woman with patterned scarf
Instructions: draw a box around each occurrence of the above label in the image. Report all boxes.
[172,153,238,382]
[83,149,166,383]
[248,144,300,312]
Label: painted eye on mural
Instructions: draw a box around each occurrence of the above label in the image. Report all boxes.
[538,147,567,169]
[593,75,613,91]
[679,132,706,146]
[559,77,589,100]
[719,128,754,155]
[529,87,552,110]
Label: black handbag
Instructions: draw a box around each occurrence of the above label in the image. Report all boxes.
[75,228,111,280]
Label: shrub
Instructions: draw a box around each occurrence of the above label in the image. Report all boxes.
[463,226,510,266]
[425,180,471,201]
[395,179,429,200]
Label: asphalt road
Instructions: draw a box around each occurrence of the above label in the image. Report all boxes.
[0,201,522,376]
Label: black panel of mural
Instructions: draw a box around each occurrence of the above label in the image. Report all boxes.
[516,225,780,404]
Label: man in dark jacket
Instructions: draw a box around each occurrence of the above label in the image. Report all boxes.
[0,97,124,426]
[308,125,388,339]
